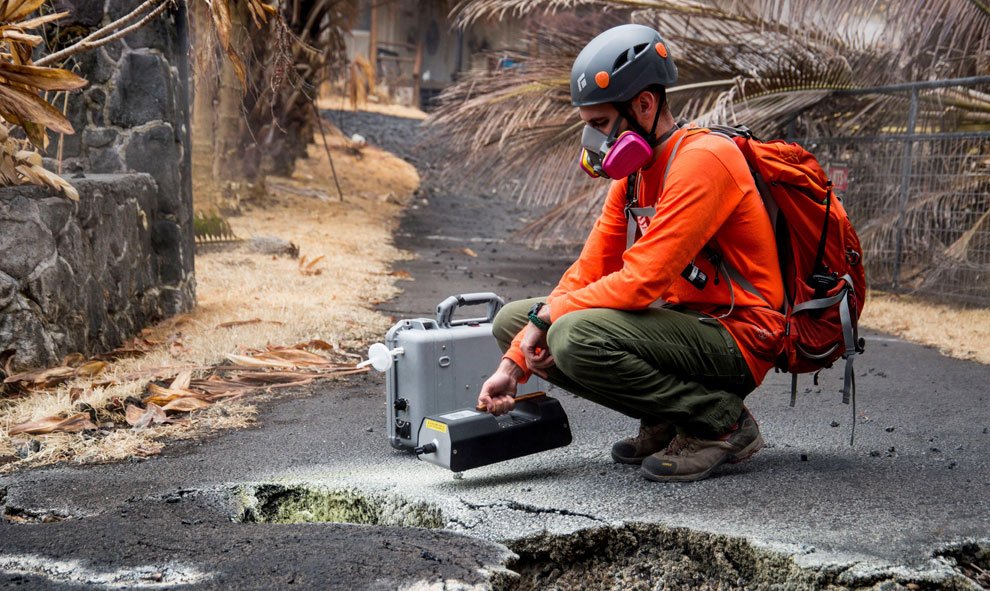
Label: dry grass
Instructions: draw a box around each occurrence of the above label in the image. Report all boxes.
[316,88,428,121]
[859,291,990,365]
[0,122,420,472]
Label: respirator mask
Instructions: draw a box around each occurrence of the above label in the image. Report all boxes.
[578,93,671,180]
[578,117,653,180]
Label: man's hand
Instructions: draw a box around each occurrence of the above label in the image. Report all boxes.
[477,359,523,415]
[521,324,555,378]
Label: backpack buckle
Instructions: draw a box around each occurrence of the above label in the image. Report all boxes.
[808,271,839,298]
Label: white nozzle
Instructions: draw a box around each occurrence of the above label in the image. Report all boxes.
[357,343,404,372]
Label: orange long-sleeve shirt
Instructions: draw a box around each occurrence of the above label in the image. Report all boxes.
[506,125,786,385]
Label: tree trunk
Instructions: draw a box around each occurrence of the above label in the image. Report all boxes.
[189,0,220,213]
[214,5,248,181]
[191,0,357,210]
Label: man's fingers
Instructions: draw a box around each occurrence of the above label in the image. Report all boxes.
[522,348,543,360]
[532,354,554,367]
[487,395,515,416]
[528,354,555,372]
[523,347,550,367]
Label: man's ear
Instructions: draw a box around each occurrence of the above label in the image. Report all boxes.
[632,90,658,121]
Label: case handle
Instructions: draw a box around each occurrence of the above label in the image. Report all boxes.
[436,292,505,328]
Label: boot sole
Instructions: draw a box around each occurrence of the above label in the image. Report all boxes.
[640,434,766,483]
[611,450,648,465]
[611,435,677,465]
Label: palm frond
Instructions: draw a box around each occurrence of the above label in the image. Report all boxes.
[451,0,627,25]
[429,0,990,251]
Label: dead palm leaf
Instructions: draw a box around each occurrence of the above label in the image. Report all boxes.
[3,365,76,390]
[0,62,87,91]
[0,1,91,199]
[125,403,171,429]
[0,0,48,24]
[8,411,98,436]
[162,397,212,413]
[208,0,249,87]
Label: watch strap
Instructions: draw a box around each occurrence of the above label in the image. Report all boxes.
[528,302,551,331]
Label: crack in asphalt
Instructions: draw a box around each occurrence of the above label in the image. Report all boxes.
[446,516,479,530]
[459,498,608,525]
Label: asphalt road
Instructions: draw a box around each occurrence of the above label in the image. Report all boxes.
[1,112,988,590]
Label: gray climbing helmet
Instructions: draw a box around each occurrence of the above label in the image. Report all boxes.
[570,24,678,107]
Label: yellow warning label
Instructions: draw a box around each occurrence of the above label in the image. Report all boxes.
[424,419,448,433]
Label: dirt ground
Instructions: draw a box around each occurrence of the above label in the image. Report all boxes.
[315,94,427,121]
[860,291,990,364]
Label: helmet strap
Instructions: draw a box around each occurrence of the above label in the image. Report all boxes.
[652,120,680,147]
[604,113,625,144]
[646,105,663,144]
[615,88,667,147]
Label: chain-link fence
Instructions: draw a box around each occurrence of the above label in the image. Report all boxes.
[794,77,990,305]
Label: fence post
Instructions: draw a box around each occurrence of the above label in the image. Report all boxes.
[891,88,919,289]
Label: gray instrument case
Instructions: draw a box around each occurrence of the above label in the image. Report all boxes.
[385,292,545,450]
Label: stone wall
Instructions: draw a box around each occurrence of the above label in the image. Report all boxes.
[0,1,194,369]
[0,175,185,368]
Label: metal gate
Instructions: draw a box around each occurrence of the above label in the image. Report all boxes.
[794,76,990,305]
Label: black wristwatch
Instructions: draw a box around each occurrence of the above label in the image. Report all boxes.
[527,302,551,331]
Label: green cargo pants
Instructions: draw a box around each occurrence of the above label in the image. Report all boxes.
[493,298,756,438]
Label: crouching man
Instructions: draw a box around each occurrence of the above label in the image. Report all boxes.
[477,24,785,482]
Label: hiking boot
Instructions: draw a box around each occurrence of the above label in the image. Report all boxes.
[610,420,676,465]
[640,407,765,482]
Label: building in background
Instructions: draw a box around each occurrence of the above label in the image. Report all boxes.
[345,0,529,109]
